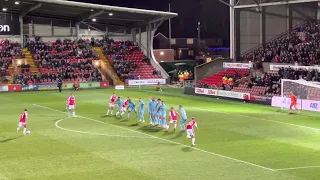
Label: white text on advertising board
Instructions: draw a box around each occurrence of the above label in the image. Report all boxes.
[0,25,10,32]
[128,79,166,86]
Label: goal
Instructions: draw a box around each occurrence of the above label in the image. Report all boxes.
[280,79,320,111]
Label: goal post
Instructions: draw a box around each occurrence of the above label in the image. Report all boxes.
[280,79,320,111]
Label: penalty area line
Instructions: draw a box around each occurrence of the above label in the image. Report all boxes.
[274,165,320,171]
[33,104,275,172]
[55,117,154,139]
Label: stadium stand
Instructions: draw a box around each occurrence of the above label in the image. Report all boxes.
[0,40,24,82]
[198,69,249,87]
[244,21,320,65]
[24,37,102,84]
[226,21,320,96]
[95,39,161,80]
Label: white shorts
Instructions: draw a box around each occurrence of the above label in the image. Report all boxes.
[169,120,177,124]
[18,122,26,127]
[186,129,194,137]
[109,103,115,107]
[121,107,126,112]
[68,105,75,110]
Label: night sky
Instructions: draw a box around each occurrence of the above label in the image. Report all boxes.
[75,0,229,41]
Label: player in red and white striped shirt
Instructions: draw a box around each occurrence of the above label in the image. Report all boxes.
[168,107,180,131]
[186,118,198,146]
[106,92,117,116]
[16,109,28,135]
[67,93,76,117]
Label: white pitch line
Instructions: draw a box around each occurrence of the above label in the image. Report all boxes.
[33,104,275,172]
[274,165,320,171]
[55,117,154,139]
[141,90,320,131]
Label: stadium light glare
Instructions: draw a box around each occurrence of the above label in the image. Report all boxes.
[109,13,113,16]
[92,18,96,22]
[14,1,20,5]
[2,8,7,12]
[160,51,164,55]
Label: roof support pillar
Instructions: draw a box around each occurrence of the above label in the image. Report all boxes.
[138,28,142,48]
[105,27,108,36]
[131,29,136,42]
[146,24,151,58]
[76,23,80,40]
[19,3,42,17]
[230,0,236,60]
[19,16,23,48]
[260,7,266,47]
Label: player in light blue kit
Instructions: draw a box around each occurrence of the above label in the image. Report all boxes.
[179,105,187,131]
[155,98,162,126]
[148,97,154,125]
[115,97,123,115]
[138,98,145,122]
[127,99,138,119]
[160,101,168,130]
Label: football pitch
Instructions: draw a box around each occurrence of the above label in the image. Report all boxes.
[1,87,320,180]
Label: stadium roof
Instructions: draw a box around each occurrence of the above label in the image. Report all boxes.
[219,0,320,8]
[1,0,178,29]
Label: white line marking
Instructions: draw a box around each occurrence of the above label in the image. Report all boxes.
[33,104,275,171]
[141,90,320,131]
[55,117,154,139]
[274,165,320,171]
[196,107,320,131]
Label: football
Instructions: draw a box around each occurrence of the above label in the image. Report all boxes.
[26,130,31,134]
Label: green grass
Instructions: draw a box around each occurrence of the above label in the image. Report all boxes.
[1,86,320,180]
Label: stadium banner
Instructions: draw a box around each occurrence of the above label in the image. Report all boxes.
[271,96,302,109]
[100,82,110,88]
[79,82,89,88]
[217,90,249,99]
[0,85,8,92]
[38,84,57,90]
[22,84,39,91]
[127,79,166,86]
[270,64,320,71]
[90,82,100,88]
[223,62,252,69]
[250,94,272,103]
[63,83,74,89]
[0,15,20,35]
[115,85,125,90]
[195,88,218,95]
[194,88,248,99]
[271,96,320,112]
[8,84,22,92]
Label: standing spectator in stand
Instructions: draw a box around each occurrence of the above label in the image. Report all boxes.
[228,77,233,89]
[57,76,63,92]
[222,75,228,90]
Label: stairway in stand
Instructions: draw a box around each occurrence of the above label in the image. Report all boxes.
[22,48,39,74]
[93,47,123,85]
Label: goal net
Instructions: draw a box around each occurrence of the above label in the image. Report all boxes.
[280,79,320,111]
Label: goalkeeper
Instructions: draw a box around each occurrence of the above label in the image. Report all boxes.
[289,91,299,114]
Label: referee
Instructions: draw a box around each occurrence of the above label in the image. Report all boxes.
[57,77,63,92]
